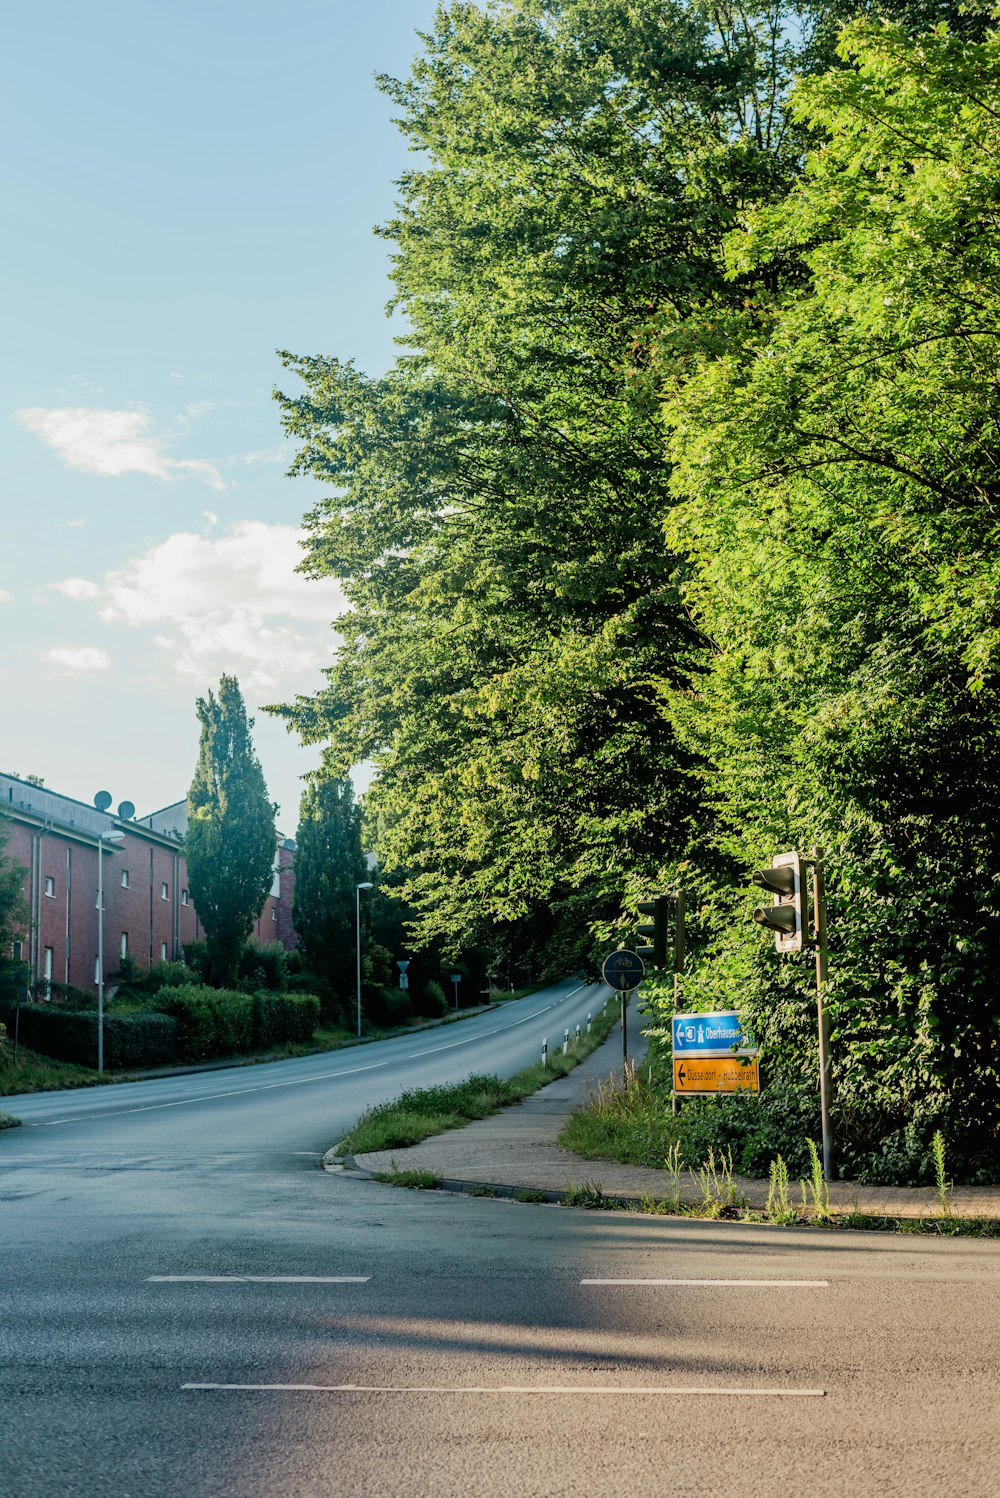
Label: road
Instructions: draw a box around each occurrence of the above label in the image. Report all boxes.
[3,977,999,1498]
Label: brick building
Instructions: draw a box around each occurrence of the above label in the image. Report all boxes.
[1,774,297,996]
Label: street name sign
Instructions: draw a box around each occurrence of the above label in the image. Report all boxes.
[601,949,645,992]
[672,1010,755,1058]
[674,1057,760,1094]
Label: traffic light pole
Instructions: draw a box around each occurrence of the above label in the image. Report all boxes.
[812,847,834,1183]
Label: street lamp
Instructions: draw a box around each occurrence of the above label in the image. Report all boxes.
[355,881,374,1039]
[96,824,125,1074]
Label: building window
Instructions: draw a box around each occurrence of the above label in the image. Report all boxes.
[11,940,22,962]
[119,932,128,959]
[44,875,55,898]
[95,890,105,910]
[160,941,168,961]
[121,869,129,889]
[161,881,169,900]
[181,888,189,907]
[271,907,277,921]
[43,946,53,998]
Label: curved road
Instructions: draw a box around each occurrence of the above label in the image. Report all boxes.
[3,977,999,1498]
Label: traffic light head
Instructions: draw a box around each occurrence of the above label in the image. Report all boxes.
[752,851,806,952]
[636,894,671,968]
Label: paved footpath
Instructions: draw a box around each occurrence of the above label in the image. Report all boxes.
[344,1002,1000,1220]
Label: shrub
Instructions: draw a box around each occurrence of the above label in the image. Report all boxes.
[363,984,412,1029]
[0,1002,178,1069]
[288,970,344,1025]
[238,942,288,993]
[181,940,211,982]
[250,991,320,1049]
[152,984,253,1062]
[412,979,448,1019]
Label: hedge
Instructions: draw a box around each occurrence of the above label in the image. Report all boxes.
[152,985,320,1061]
[0,1003,179,1070]
[251,991,320,1048]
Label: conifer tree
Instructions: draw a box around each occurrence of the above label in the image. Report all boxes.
[293,776,367,1004]
[186,676,277,987]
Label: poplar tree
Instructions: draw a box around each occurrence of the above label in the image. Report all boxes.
[186,676,277,987]
[293,776,368,1004]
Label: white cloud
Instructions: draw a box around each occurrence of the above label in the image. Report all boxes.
[240,446,292,466]
[96,520,343,693]
[51,577,100,600]
[15,407,225,491]
[0,589,12,603]
[45,645,111,672]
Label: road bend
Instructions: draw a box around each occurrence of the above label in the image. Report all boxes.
[2,976,999,1498]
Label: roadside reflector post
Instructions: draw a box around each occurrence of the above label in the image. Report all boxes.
[542,1036,548,1069]
[587,1012,592,1034]
[563,1027,569,1056]
[575,1023,580,1043]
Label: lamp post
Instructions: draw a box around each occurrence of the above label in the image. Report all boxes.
[96,826,125,1074]
[356,881,373,1039]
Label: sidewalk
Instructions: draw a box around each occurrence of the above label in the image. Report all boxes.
[342,1005,1000,1220]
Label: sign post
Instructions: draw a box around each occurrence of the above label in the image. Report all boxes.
[397,959,409,993]
[450,971,461,1009]
[601,949,645,1067]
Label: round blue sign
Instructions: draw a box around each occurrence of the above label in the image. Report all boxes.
[601,949,646,992]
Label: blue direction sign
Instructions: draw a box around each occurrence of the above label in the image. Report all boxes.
[672,1010,755,1057]
[601,949,646,992]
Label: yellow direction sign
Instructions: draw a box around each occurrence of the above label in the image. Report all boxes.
[673,1057,759,1094]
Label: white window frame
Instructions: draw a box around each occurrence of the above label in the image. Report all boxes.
[160,941,168,961]
[44,875,55,898]
[43,946,53,997]
[160,881,169,901]
[181,889,189,907]
[120,869,129,889]
[119,932,128,959]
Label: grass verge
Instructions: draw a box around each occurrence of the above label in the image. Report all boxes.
[0,1108,23,1128]
[336,1001,620,1157]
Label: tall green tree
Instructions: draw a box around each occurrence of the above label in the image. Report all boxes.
[186,676,277,987]
[293,776,368,1005]
[662,18,1000,1180]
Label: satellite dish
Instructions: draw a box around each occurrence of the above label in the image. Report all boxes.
[117,801,135,821]
[93,791,112,812]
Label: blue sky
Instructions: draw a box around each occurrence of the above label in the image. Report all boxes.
[2,0,439,830]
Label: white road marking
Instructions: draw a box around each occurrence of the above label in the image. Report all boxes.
[183,1382,825,1397]
[581,1279,830,1288]
[23,982,598,1127]
[149,1275,370,1284]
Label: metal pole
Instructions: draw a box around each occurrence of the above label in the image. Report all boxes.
[97,834,104,1074]
[813,846,834,1182]
[355,884,362,1040]
[621,987,629,1068]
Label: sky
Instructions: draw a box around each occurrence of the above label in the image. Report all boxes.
[1,0,439,834]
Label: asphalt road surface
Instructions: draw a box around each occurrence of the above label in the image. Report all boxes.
[3,978,999,1498]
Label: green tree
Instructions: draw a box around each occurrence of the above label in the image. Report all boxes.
[293,776,368,1008]
[186,676,277,988]
[662,18,1000,1180]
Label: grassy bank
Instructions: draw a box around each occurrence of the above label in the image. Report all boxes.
[336,1001,620,1157]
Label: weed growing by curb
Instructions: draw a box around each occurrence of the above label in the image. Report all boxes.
[0,1109,22,1129]
[370,1169,442,1190]
[514,1188,546,1203]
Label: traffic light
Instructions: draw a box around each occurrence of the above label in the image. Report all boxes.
[636,894,671,968]
[752,851,806,952]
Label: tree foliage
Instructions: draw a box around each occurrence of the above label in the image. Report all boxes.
[186,676,277,988]
[293,776,369,1005]
[273,1,1000,1179]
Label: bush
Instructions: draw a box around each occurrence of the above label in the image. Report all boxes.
[181,939,211,982]
[412,979,448,1019]
[112,957,190,1001]
[0,1002,178,1069]
[152,985,253,1062]
[250,991,320,1049]
[288,970,344,1025]
[238,942,288,993]
[363,984,412,1029]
